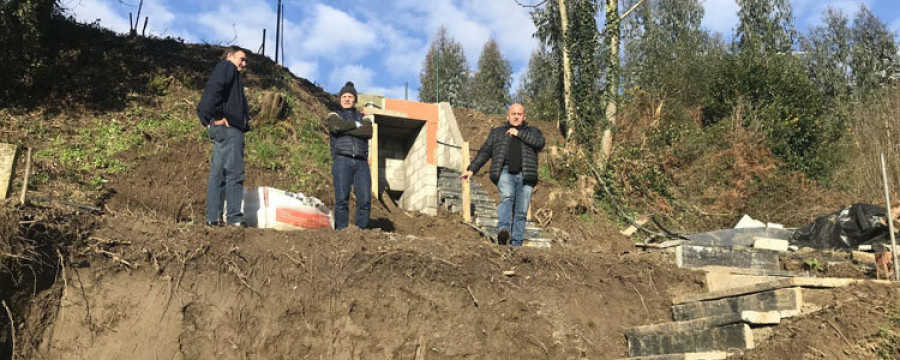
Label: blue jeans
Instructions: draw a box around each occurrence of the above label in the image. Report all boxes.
[497,166,534,246]
[206,125,245,224]
[332,155,371,229]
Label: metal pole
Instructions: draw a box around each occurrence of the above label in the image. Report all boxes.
[260,29,266,55]
[436,48,440,103]
[880,153,900,281]
[405,82,408,100]
[275,0,282,64]
[280,2,285,65]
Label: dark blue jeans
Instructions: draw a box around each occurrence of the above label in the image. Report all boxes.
[206,125,245,224]
[497,166,534,246]
[332,155,371,229]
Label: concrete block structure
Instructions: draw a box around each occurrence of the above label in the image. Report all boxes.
[358,95,466,216]
[0,143,17,199]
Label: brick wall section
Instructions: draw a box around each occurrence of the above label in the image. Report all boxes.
[0,144,17,199]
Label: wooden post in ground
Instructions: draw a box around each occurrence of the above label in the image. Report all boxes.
[461,141,471,223]
[19,147,31,206]
[880,153,899,281]
[371,123,379,198]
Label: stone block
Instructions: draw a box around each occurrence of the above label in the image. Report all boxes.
[752,237,789,252]
[672,288,802,321]
[627,323,753,357]
[628,311,780,339]
[676,245,779,270]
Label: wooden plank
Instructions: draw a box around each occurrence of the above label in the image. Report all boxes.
[851,251,876,264]
[673,288,802,321]
[0,143,16,199]
[627,323,753,357]
[621,215,650,236]
[626,311,780,337]
[19,147,30,205]
[370,122,379,198]
[676,245,779,270]
[636,240,686,249]
[616,352,727,360]
[721,267,809,277]
[461,141,471,223]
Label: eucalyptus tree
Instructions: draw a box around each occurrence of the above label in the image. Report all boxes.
[471,39,513,114]
[850,4,899,97]
[419,27,471,107]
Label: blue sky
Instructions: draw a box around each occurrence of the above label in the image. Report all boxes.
[64,0,900,99]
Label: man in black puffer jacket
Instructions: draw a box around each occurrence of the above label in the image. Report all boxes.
[461,103,545,246]
[327,82,373,229]
[196,46,250,227]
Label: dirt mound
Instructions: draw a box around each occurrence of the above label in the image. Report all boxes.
[29,212,703,359]
[734,282,900,359]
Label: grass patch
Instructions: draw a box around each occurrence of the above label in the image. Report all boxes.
[34,104,198,190]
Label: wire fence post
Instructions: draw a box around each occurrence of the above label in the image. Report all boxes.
[880,153,899,281]
[461,141,471,223]
[371,122,379,198]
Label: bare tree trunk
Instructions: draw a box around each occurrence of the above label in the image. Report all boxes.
[597,0,646,171]
[596,0,619,170]
[558,0,577,149]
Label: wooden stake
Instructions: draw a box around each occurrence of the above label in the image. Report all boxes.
[19,147,30,206]
[461,141,471,223]
[370,122,379,198]
[880,153,900,281]
[2,300,16,360]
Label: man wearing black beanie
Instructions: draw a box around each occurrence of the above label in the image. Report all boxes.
[460,103,545,246]
[326,81,373,229]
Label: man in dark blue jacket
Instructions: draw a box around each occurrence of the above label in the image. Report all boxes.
[460,103,545,246]
[196,46,250,227]
[327,82,373,229]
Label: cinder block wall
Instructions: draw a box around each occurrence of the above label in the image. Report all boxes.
[436,102,465,171]
[399,128,437,215]
[380,141,407,192]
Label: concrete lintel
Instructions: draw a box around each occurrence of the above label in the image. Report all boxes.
[616,352,728,360]
[672,276,888,304]
[627,311,780,337]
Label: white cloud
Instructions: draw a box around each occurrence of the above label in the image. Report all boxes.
[702,0,740,36]
[287,60,319,80]
[794,0,870,31]
[64,0,132,34]
[298,4,377,59]
[460,0,538,66]
[328,65,375,93]
[368,86,408,99]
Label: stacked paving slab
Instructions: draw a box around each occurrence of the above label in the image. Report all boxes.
[437,168,553,248]
[621,229,887,359]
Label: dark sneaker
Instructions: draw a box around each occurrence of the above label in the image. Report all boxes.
[227,222,248,228]
[205,221,223,227]
[497,228,510,246]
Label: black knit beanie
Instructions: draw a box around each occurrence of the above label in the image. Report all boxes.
[339,81,357,99]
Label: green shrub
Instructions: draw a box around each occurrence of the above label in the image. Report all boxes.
[704,51,844,178]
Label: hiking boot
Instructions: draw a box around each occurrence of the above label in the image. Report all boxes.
[205,221,223,227]
[497,228,510,246]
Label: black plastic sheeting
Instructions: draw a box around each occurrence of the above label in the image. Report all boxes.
[791,203,895,250]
